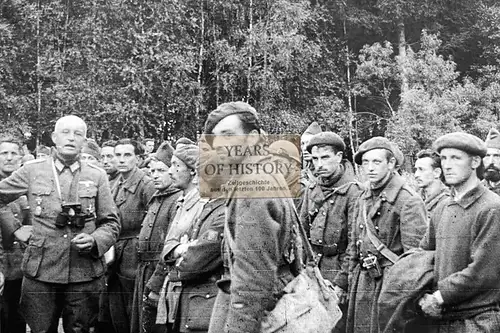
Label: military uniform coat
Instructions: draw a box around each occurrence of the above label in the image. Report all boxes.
[130,185,181,333]
[0,157,120,284]
[209,171,297,333]
[420,183,500,332]
[106,166,155,333]
[347,172,427,333]
[165,199,225,333]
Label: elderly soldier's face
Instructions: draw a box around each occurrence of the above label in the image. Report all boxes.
[0,142,21,175]
[150,160,171,190]
[52,117,86,159]
[440,148,479,186]
[361,149,395,185]
[414,157,438,189]
[311,146,342,179]
[100,146,117,174]
[169,155,193,190]
[483,148,500,182]
[115,144,138,174]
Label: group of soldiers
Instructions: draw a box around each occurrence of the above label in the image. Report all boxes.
[0,101,498,333]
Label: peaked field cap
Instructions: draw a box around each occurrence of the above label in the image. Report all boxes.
[354,136,394,165]
[204,102,258,134]
[433,132,487,157]
[485,128,500,150]
[303,121,322,136]
[306,132,345,153]
[155,141,174,167]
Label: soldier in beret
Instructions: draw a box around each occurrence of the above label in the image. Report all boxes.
[81,139,101,166]
[299,131,362,333]
[205,102,298,333]
[414,149,449,219]
[101,138,156,333]
[300,122,322,190]
[482,128,500,196]
[347,137,427,333]
[419,132,500,332]
[131,141,181,333]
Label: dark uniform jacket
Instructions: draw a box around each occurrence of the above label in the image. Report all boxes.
[112,167,155,279]
[220,172,297,333]
[347,172,427,333]
[130,184,181,333]
[481,179,500,196]
[166,199,225,332]
[0,158,120,284]
[299,161,361,291]
[420,183,500,320]
[420,182,449,220]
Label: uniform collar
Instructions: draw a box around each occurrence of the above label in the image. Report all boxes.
[178,187,204,210]
[449,182,485,209]
[54,157,80,173]
[362,172,404,203]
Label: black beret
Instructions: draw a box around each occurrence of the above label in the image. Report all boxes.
[306,132,346,153]
[155,141,174,167]
[433,132,487,158]
[354,136,395,165]
[204,102,258,134]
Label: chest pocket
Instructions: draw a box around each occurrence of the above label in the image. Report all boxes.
[78,183,98,215]
[31,184,54,218]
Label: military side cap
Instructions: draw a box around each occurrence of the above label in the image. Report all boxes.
[303,121,322,136]
[433,132,487,157]
[306,132,345,153]
[485,128,500,150]
[354,136,394,165]
[204,102,259,134]
[269,140,301,164]
[174,137,199,170]
[155,141,174,167]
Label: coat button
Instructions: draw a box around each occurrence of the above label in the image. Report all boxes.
[359,224,364,229]
[322,212,326,216]
[145,237,149,240]
[329,200,334,204]
[206,294,210,299]
[63,234,68,238]
[318,239,323,244]
[317,253,323,257]
[149,223,153,227]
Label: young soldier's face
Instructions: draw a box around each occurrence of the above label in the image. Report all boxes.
[114,144,138,174]
[0,142,21,175]
[414,157,438,189]
[361,148,395,186]
[145,141,155,154]
[311,145,342,179]
[150,160,171,190]
[100,146,118,174]
[440,148,478,186]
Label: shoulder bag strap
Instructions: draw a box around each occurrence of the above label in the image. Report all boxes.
[362,201,399,264]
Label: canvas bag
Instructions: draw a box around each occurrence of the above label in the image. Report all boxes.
[260,204,343,333]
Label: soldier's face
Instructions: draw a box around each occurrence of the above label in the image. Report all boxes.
[80,153,98,165]
[483,148,500,182]
[414,157,439,189]
[145,141,155,154]
[0,142,21,175]
[440,148,479,186]
[301,134,313,161]
[150,160,171,190]
[114,144,138,174]
[100,146,118,174]
[168,155,194,190]
[52,118,86,159]
[361,149,395,186]
[311,146,342,179]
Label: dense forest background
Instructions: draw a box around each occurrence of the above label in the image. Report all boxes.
[1,0,500,166]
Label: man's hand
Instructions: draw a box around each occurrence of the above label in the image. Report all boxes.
[71,233,96,253]
[333,285,348,305]
[145,291,160,307]
[13,225,33,243]
[418,293,442,318]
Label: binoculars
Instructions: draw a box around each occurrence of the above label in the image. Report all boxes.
[55,203,93,229]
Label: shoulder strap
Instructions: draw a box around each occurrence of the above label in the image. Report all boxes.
[291,199,318,266]
[362,201,399,264]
